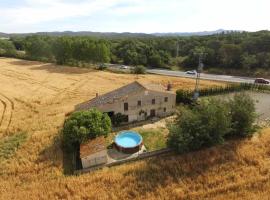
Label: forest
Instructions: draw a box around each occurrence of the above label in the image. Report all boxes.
[0,30,269,75]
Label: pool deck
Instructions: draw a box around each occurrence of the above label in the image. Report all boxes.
[107,145,146,164]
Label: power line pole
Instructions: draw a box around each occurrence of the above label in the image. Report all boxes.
[193,53,205,100]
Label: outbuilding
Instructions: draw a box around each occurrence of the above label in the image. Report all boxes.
[80,137,107,169]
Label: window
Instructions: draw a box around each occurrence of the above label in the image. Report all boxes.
[138,100,141,106]
[150,109,156,117]
[124,103,128,111]
[164,97,168,102]
[152,99,155,104]
[163,107,166,112]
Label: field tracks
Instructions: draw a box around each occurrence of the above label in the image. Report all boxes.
[0,93,14,133]
[0,99,7,129]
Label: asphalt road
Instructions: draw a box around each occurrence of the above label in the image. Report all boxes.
[147,69,256,84]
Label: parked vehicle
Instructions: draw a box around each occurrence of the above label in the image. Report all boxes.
[120,65,129,69]
[254,78,270,84]
[185,70,197,75]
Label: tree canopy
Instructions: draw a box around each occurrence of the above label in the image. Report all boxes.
[168,93,257,153]
[5,30,270,72]
[62,109,111,150]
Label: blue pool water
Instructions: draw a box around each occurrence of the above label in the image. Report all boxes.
[115,131,142,148]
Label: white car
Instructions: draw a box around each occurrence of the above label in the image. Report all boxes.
[120,65,129,69]
[185,70,197,75]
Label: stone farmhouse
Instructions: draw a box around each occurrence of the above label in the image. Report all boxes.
[75,81,176,123]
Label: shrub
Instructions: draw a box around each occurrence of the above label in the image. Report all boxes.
[111,113,128,126]
[228,93,256,137]
[62,108,111,150]
[176,89,194,104]
[0,40,17,57]
[98,63,107,70]
[168,99,231,153]
[132,65,146,74]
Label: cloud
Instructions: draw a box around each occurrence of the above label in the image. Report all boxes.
[1,0,118,25]
[0,0,269,33]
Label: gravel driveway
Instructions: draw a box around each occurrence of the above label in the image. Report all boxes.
[213,92,270,121]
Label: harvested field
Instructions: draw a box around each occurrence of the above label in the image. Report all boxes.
[0,57,269,200]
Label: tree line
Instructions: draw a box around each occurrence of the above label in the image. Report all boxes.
[1,30,269,72]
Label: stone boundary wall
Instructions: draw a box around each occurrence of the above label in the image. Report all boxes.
[75,148,173,174]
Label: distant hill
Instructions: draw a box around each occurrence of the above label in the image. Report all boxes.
[152,29,243,36]
[0,29,242,38]
[0,32,9,38]
[0,31,153,38]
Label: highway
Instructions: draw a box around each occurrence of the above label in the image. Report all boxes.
[147,69,256,83]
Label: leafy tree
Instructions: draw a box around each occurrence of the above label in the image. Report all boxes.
[256,52,270,69]
[6,30,270,73]
[10,37,25,51]
[94,42,110,63]
[62,109,111,150]
[228,93,256,137]
[24,36,53,60]
[53,36,74,64]
[241,53,257,70]
[148,53,162,67]
[0,40,17,57]
[219,44,242,68]
[168,99,231,153]
[132,65,146,74]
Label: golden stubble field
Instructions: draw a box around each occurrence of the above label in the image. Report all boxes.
[0,57,269,200]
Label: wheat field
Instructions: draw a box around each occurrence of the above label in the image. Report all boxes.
[0,57,269,200]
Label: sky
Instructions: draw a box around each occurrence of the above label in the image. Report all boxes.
[0,0,269,33]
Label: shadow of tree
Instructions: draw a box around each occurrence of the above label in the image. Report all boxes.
[37,135,81,175]
[29,63,96,74]
[9,60,42,66]
[36,135,62,168]
[9,60,96,75]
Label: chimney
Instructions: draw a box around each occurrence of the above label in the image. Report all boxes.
[167,83,172,91]
[96,93,99,97]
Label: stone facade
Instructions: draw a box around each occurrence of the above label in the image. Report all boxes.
[75,81,176,123]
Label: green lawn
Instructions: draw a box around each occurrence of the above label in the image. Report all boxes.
[136,128,168,151]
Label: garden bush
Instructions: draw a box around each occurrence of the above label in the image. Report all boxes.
[111,113,128,126]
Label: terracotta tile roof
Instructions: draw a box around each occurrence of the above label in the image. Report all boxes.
[75,81,174,110]
[80,137,106,158]
[140,82,168,92]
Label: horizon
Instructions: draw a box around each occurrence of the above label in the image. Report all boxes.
[0,0,270,33]
[0,28,250,35]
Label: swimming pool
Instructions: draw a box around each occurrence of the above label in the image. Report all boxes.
[114,131,143,154]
